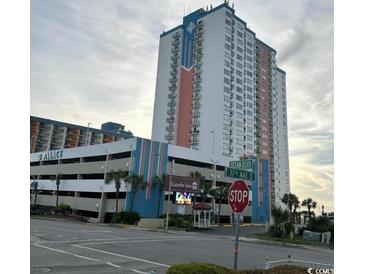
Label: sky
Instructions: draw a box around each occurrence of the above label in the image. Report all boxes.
[30,0,334,213]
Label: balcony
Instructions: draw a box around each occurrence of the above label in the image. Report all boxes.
[192,102,201,108]
[169,85,177,91]
[165,134,174,140]
[167,109,176,115]
[192,93,201,99]
[166,116,175,123]
[192,111,200,118]
[167,101,176,107]
[166,125,175,131]
[168,93,176,99]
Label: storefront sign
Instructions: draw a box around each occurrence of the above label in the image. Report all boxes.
[165,175,200,193]
[37,150,64,161]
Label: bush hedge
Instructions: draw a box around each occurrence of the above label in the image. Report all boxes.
[166,262,308,274]
[110,211,141,225]
[55,204,72,215]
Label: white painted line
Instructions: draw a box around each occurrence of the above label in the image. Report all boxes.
[33,243,103,263]
[82,230,112,233]
[57,235,63,237]
[131,269,151,274]
[35,236,195,244]
[73,244,171,268]
[107,262,122,268]
[35,233,45,237]
[32,243,122,269]
[78,237,199,246]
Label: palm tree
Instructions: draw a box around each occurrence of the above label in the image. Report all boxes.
[281,193,299,223]
[152,174,166,217]
[293,199,300,223]
[30,178,38,208]
[128,175,144,211]
[210,184,229,225]
[105,169,129,213]
[51,174,63,207]
[302,198,317,221]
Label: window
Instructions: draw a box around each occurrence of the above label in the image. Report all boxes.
[236,95,242,101]
[224,77,230,84]
[224,95,230,102]
[224,68,230,76]
[224,86,230,93]
[225,11,232,18]
[246,71,253,78]
[246,110,253,116]
[237,31,243,38]
[236,103,242,109]
[246,63,253,70]
[225,18,231,25]
[236,86,243,93]
[236,129,243,136]
[237,23,243,31]
[236,62,243,70]
[247,48,253,55]
[247,41,253,48]
[223,114,230,121]
[225,43,230,50]
[246,102,253,108]
[224,104,230,112]
[225,35,231,42]
[247,126,253,133]
[236,78,242,85]
[237,38,243,46]
[236,54,243,61]
[247,78,253,85]
[247,94,252,101]
[246,55,253,62]
[225,51,230,58]
[237,46,243,53]
[236,111,242,118]
[236,70,242,77]
[236,138,242,145]
[246,86,253,93]
[224,60,230,67]
[236,120,242,127]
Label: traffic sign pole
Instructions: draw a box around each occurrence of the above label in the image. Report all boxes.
[233,213,239,270]
[228,180,249,271]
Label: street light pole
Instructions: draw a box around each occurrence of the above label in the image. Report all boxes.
[165,159,175,231]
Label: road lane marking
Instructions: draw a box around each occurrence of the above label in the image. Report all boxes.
[34,236,196,244]
[82,229,112,233]
[131,269,152,274]
[73,244,171,268]
[77,237,216,246]
[32,243,122,269]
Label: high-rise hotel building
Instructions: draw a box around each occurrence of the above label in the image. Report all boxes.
[151,2,290,208]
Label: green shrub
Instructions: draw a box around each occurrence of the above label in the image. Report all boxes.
[268,225,283,238]
[111,213,122,223]
[284,222,294,235]
[56,204,72,215]
[120,211,141,225]
[166,262,235,274]
[166,262,307,274]
[307,216,331,233]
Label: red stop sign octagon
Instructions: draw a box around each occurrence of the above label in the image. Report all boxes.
[228,180,249,213]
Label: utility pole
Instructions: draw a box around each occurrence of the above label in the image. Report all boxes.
[165,159,175,231]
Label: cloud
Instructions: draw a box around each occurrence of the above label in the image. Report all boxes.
[31,0,333,211]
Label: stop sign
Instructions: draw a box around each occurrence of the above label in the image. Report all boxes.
[228,180,249,213]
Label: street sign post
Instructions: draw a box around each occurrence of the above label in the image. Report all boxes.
[225,167,255,181]
[228,180,250,271]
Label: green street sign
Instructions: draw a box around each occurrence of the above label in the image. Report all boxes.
[229,159,254,171]
[224,167,255,181]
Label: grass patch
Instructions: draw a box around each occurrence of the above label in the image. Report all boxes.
[166,262,308,274]
[247,232,328,247]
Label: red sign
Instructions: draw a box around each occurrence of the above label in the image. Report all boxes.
[228,180,249,213]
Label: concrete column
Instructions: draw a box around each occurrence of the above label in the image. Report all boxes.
[72,192,80,215]
[97,192,107,223]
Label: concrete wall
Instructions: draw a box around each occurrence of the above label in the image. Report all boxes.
[31,194,125,213]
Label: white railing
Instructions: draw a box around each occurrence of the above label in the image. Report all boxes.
[264,257,334,270]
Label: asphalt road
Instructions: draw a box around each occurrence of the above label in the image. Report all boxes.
[30,218,333,274]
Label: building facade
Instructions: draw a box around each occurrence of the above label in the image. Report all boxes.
[30,137,270,223]
[151,2,290,209]
[30,116,133,153]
